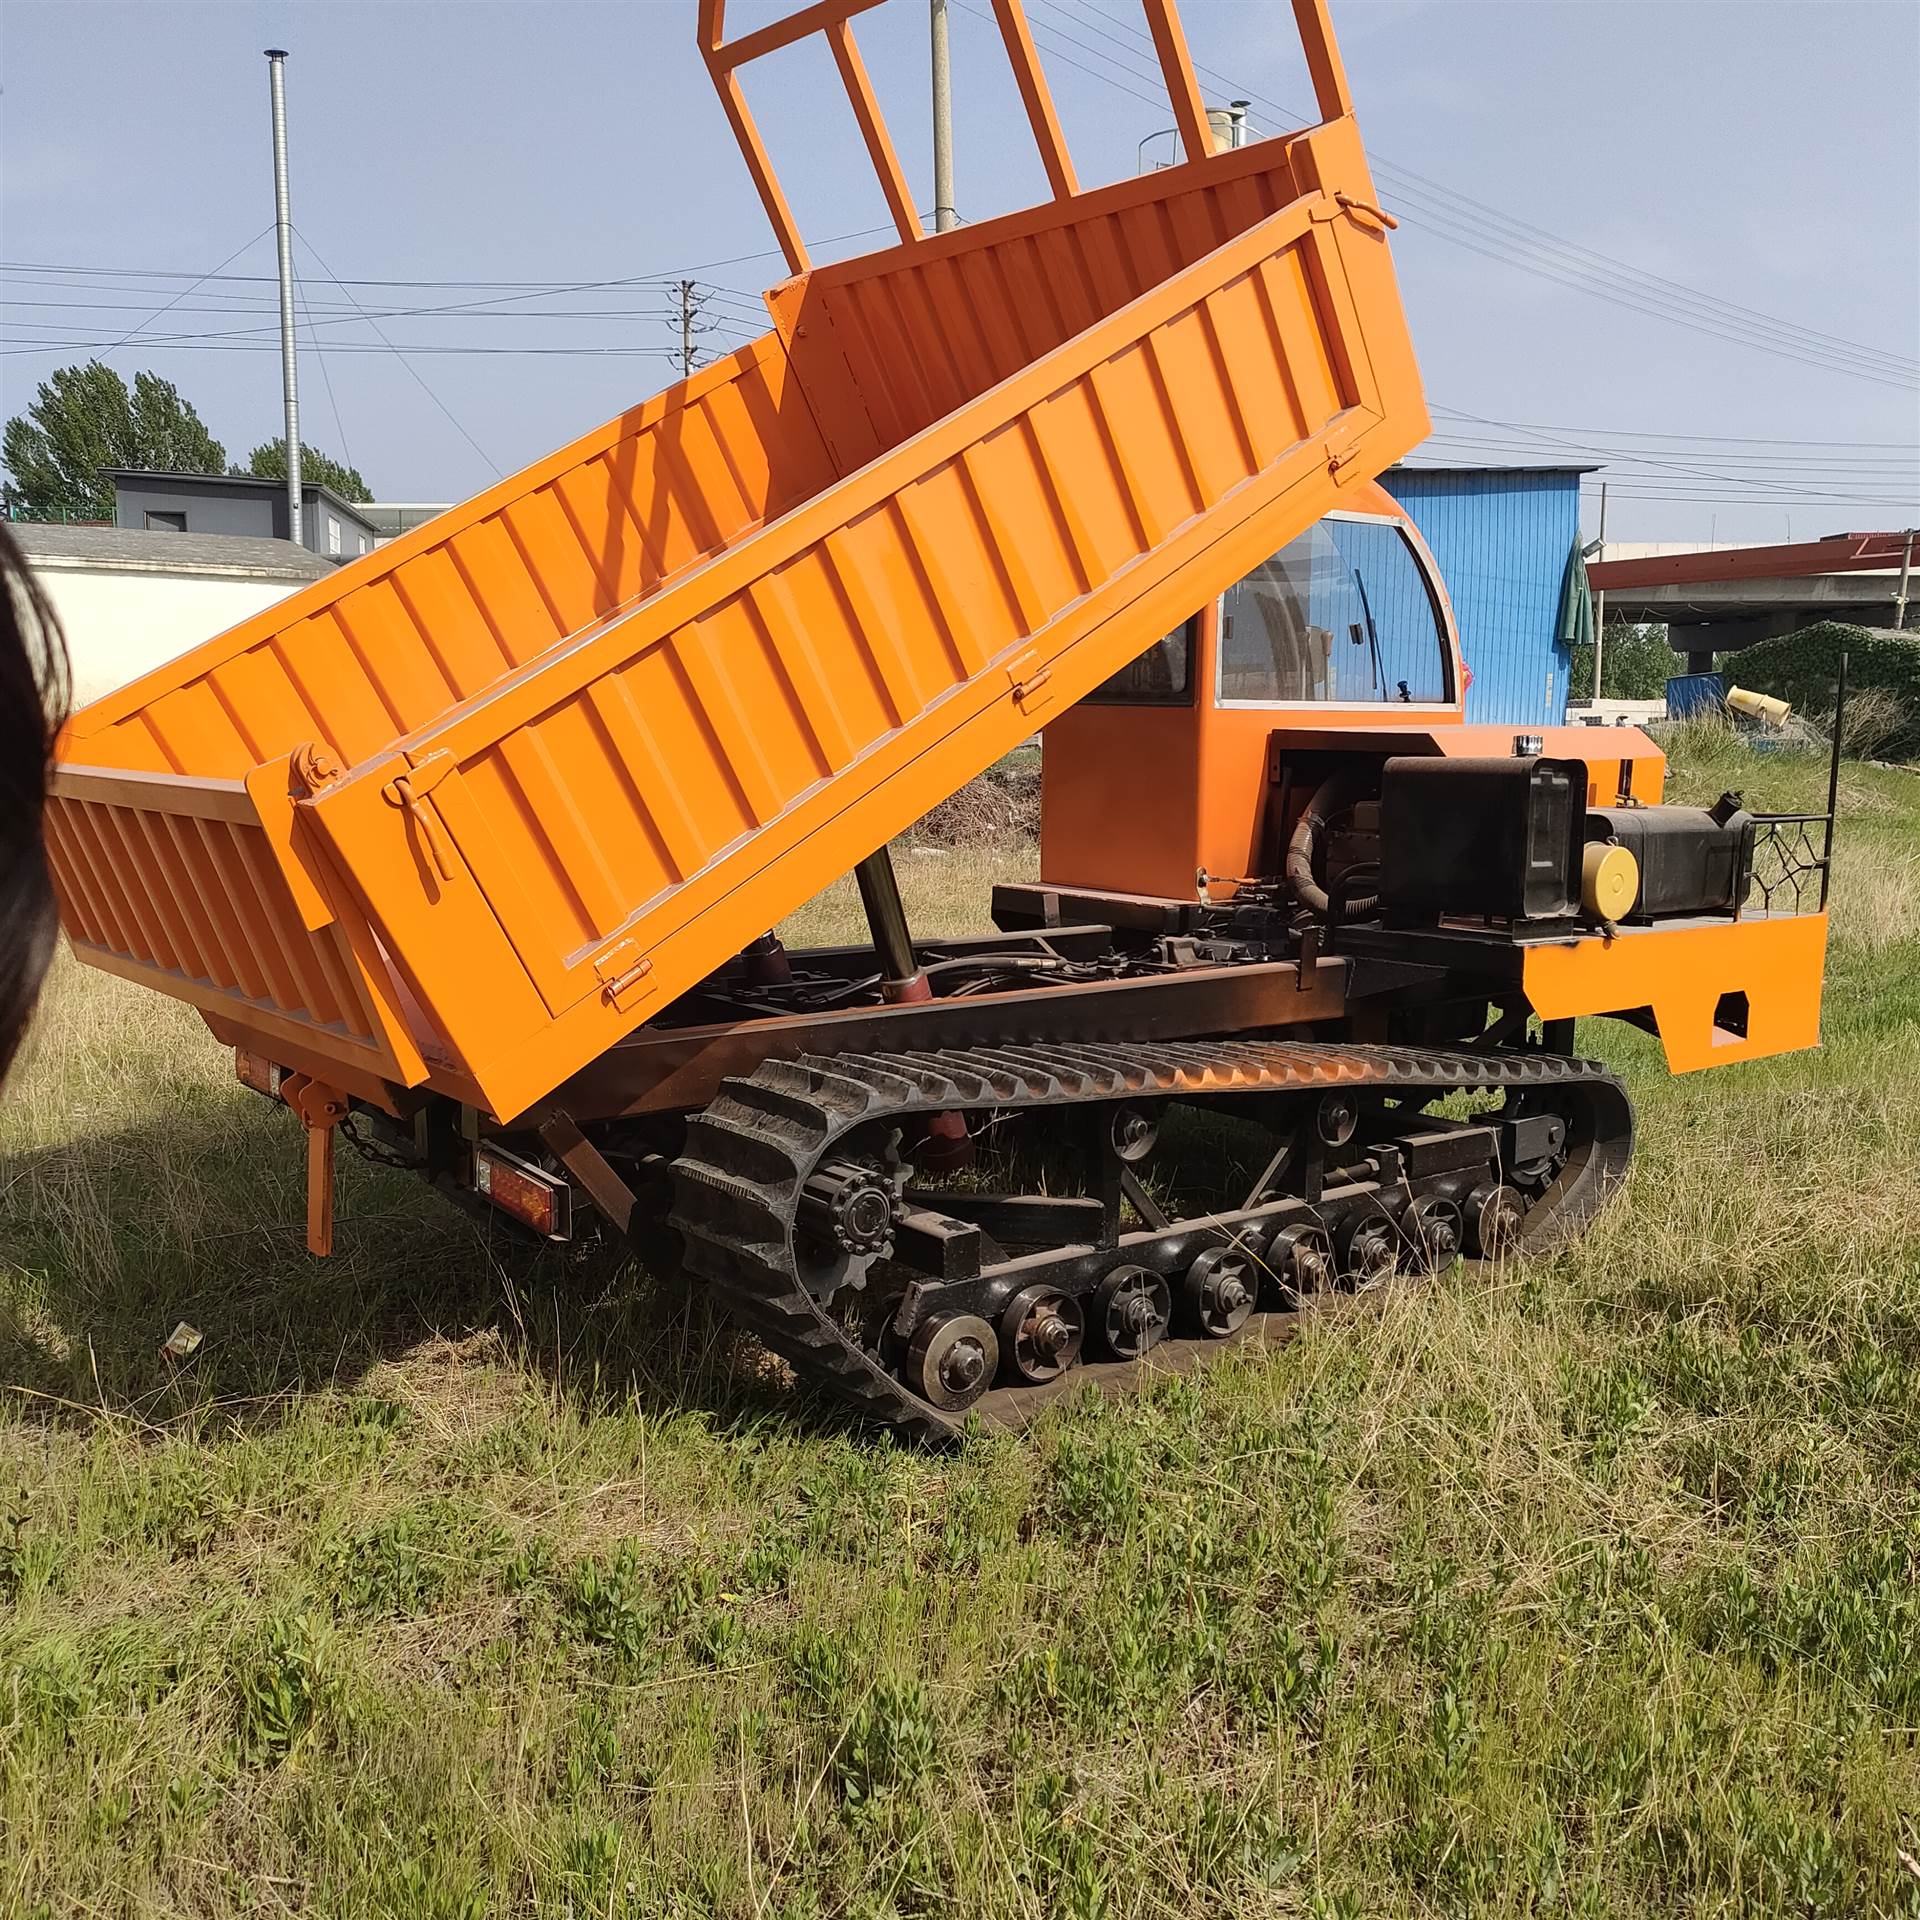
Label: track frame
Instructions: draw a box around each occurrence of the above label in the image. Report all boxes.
[670,1039,1632,1443]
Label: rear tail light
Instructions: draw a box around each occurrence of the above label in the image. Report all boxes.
[235,1049,285,1098]
[473,1143,572,1241]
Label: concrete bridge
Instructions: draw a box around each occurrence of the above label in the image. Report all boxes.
[1589,530,1914,670]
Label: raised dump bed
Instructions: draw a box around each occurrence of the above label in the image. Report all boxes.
[48,0,1430,1122]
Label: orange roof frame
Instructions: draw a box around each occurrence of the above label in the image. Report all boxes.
[697,0,1359,275]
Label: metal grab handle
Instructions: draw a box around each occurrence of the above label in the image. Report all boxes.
[391,781,455,884]
[381,753,459,884]
[1334,193,1399,233]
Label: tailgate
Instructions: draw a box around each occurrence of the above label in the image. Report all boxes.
[46,760,429,1094]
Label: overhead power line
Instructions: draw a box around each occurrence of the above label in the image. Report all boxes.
[0,219,903,291]
[1422,415,1920,450]
[0,277,768,350]
[0,295,771,327]
[1427,401,1918,509]
[1021,0,1917,390]
[292,228,502,476]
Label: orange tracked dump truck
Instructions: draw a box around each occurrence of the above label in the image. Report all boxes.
[46,0,1831,1439]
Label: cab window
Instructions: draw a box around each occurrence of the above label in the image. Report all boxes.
[1217,517,1450,705]
[1087,616,1195,704]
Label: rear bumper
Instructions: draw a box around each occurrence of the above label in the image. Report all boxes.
[1523,912,1827,1073]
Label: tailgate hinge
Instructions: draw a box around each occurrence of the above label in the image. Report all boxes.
[1006,649,1055,715]
[1326,434,1365,485]
[593,938,656,1011]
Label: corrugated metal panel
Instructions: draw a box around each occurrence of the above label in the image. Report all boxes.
[1381,467,1584,727]
[786,145,1311,463]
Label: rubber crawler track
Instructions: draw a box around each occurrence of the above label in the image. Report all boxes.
[669,1040,1633,1444]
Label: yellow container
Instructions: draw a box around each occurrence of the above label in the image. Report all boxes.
[1727,685,1791,728]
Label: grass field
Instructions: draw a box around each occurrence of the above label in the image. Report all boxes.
[3,733,1918,1918]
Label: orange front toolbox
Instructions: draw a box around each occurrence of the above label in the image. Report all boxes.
[47,0,1431,1121]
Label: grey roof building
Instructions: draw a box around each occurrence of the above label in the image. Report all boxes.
[14,520,333,583]
[108,468,379,564]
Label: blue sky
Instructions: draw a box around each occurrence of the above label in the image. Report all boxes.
[4,0,1916,543]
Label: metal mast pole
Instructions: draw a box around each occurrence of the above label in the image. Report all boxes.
[931,0,956,233]
[1896,527,1915,630]
[265,50,303,548]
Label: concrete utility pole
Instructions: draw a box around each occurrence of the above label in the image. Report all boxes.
[931,0,956,233]
[1591,480,1608,699]
[673,280,706,378]
[1897,527,1915,630]
[265,50,303,548]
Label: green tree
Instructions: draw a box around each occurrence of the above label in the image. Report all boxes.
[1568,618,1676,702]
[2,362,226,520]
[242,439,369,502]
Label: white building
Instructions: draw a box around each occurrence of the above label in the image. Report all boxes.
[359,501,452,546]
[14,523,331,705]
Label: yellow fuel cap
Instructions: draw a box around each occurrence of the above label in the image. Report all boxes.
[1582,842,1639,921]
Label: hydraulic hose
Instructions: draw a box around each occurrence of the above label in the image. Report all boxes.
[1284,772,1378,920]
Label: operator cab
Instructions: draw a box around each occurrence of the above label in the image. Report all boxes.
[1040,480,1464,900]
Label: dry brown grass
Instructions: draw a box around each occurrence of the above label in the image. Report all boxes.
[2,738,1917,1917]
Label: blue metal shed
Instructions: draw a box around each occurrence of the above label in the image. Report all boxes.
[1381,464,1597,728]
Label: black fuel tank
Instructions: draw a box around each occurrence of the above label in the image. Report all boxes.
[1587,798,1753,918]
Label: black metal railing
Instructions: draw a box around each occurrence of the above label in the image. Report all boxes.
[1741,813,1829,917]
[1738,650,1847,919]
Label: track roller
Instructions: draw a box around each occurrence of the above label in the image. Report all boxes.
[1339,1212,1399,1289]
[997,1285,1084,1384]
[1316,1091,1360,1146]
[1267,1222,1334,1300]
[1181,1245,1257,1338]
[1404,1194,1463,1271]
[1094,1265,1171,1359]
[1464,1181,1525,1257]
[907,1312,998,1410]
[1108,1102,1159,1164]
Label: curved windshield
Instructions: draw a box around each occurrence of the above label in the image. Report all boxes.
[1217,516,1450,705]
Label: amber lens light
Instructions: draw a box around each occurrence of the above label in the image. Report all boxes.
[473,1145,570,1240]
[235,1049,284,1097]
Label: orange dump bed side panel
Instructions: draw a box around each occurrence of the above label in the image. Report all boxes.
[48,111,1429,1121]
[60,335,837,781]
[777,135,1317,470]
